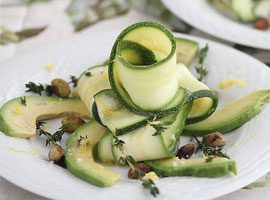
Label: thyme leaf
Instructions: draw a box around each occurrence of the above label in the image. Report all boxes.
[196,44,209,82]
[36,121,66,146]
[69,75,78,87]
[25,82,44,96]
[193,135,230,159]
[142,179,160,197]
[113,135,125,148]
[20,96,27,106]
[113,135,160,197]
[85,72,92,77]
[151,124,167,136]
[205,156,214,162]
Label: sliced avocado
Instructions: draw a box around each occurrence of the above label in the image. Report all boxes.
[183,90,270,136]
[176,37,199,66]
[145,157,237,178]
[0,96,90,138]
[65,120,120,187]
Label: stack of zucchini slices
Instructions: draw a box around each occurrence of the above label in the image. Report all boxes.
[77,21,218,164]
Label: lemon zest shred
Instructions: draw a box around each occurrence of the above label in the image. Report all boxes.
[219,78,247,89]
[13,105,22,114]
[143,172,159,181]
[9,147,26,153]
[45,60,56,71]
[30,149,40,156]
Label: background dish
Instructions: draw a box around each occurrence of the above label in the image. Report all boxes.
[161,0,270,49]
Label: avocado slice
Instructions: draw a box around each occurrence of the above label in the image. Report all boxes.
[176,37,199,66]
[0,96,91,138]
[65,120,120,187]
[145,157,237,178]
[183,90,270,136]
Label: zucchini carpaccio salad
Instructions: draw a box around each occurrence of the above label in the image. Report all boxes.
[1,21,269,197]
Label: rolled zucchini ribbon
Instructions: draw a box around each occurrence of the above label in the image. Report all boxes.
[109,21,180,113]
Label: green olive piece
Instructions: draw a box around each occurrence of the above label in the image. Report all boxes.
[51,78,71,97]
[61,117,85,133]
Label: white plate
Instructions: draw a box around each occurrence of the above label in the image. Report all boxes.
[162,0,270,49]
[0,31,270,200]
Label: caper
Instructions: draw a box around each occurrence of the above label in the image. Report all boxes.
[61,116,85,133]
[176,143,196,159]
[51,78,71,97]
[128,163,151,179]
[49,145,64,162]
[203,132,226,147]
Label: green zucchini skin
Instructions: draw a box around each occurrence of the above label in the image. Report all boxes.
[186,90,218,124]
[108,21,188,116]
[92,102,104,125]
[117,40,157,66]
[94,89,179,136]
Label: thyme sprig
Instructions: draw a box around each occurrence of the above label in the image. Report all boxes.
[20,96,27,106]
[85,72,92,77]
[114,136,159,197]
[69,75,78,87]
[77,135,88,146]
[193,135,230,159]
[205,156,214,163]
[151,123,167,136]
[25,82,53,96]
[36,121,66,146]
[195,44,209,82]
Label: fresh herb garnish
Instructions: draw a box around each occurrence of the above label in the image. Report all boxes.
[36,121,66,146]
[113,135,125,148]
[85,72,92,77]
[205,156,214,162]
[69,75,78,87]
[195,44,209,82]
[142,179,160,197]
[20,96,27,106]
[114,135,160,197]
[193,135,230,159]
[151,123,167,136]
[25,82,53,96]
[77,135,88,146]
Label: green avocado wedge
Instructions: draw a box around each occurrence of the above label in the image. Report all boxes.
[0,96,90,138]
[145,157,237,178]
[65,120,120,187]
[176,37,199,66]
[183,90,270,136]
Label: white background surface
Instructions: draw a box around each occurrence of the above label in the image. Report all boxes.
[0,0,269,199]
